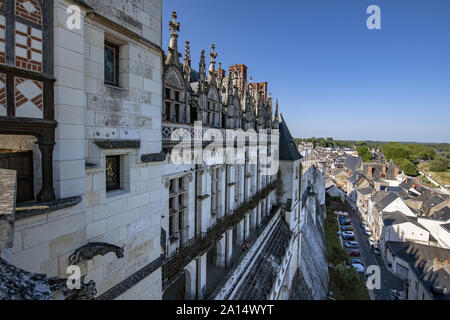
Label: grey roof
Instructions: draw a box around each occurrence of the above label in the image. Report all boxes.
[387,186,402,192]
[423,195,446,209]
[431,206,450,222]
[400,178,415,190]
[372,191,399,211]
[348,171,367,186]
[387,241,450,300]
[420,266,450,300]
[233,218,292,300]
[441,223,450,233]
[357,187,374,195]
[382,211,424,229]
[279,114,302,161]
[386,241,450,265]
[344,156,363,172]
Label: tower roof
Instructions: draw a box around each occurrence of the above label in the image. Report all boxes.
[279,114,302,161]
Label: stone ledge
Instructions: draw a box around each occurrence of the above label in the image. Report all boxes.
[141,152,166,163]
[96,255,164,300]
[197,194,210,200]
[15,196,83,220]
[94,140,140,149]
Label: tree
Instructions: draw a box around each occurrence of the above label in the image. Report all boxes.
[381,143,411,162]
[332,264,360,291]
[429,157,449,172]
[356,146,372,163]
[395,158,419,176]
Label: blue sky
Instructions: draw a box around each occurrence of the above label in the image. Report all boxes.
[162,0,450,143]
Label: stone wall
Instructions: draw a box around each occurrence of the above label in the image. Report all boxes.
[289,165,329,300]
[8,0,164,300]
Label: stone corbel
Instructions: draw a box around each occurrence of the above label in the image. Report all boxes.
[164,178,171,189]
[69,242,125,265]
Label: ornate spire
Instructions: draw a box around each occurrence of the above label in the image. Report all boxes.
[183,41,191,83]
[199,49,206,85]
[166,11,181,66]
[216,62,224,91]
[208,44,218,85]
[232,70,239,97]
[273,98,280,126]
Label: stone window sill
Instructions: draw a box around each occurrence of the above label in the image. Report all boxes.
[106,189,129,200]
[15,196,83,220]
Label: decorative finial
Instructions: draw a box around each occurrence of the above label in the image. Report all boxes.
[185,41,190,57]
[169,11,180,35]
[183,41,191,82]
[210,44,218,63]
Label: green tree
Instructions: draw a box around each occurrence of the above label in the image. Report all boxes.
[356,146,372,163]
[395,158,419,176]
[332,264,360,291]
[429,156,449,172]
[381,143,411,162]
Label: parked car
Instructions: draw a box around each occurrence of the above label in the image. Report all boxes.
[342,231,355,237]
[368,237,376,246]
[335,211,349,217]
[352,263,365,273]
[364,228,372,236]
[371,244,381,256]
[344,241,359,248]
[343,234,355,240]
[339,216,351,223]
[361,222,366,229]
[341,225,353,231]
[351,259,363,265]
[347,249,361,257]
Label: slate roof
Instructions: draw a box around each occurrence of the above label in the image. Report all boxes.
[357,187,374,195]
[279,114,302,161]
[382,211,424,229]
[386,241,450,300]
[387,186,402,192]
[386,241,450,265]
[441,223,450,233]
[420,265,450,300]
[233,219,292,300]
[431,206,450,222]
[372,191,399,212]
[348,171,367,186]
[423,195,446,210]
[344,156,363,173]
[400,178,414,190]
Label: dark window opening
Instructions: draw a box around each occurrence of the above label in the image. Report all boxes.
[0,151,34,203]
[165,102,171,121]
[104,42,120,87]
[106,155,121,191]
[165,88,171,99]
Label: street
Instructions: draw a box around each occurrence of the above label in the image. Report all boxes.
[344,203,405,300]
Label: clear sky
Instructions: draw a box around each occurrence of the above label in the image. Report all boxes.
[162,0,450,143]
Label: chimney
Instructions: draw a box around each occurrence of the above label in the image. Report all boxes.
[368,166,372,177]
[395,166,400,177]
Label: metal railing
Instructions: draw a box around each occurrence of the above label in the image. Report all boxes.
[161,180,279,289]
